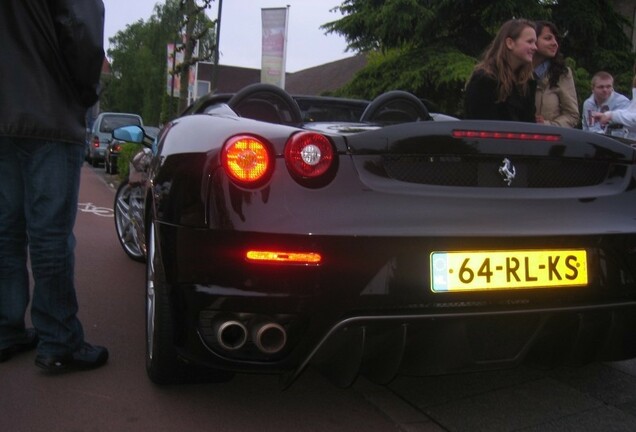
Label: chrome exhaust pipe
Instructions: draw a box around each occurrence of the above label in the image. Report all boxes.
[216,320,248,351]
[253,322,287,354]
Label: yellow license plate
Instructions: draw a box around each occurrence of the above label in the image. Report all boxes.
[430,249,588,292]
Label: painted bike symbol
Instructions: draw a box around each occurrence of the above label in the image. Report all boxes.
[77,202,114,217]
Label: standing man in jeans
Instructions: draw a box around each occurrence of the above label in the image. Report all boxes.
[0,0,108,372]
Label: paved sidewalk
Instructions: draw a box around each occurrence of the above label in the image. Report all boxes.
[355,359,636,431]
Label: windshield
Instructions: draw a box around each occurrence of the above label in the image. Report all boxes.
[99,115,142,133]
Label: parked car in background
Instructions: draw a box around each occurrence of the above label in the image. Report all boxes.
[86,112,143,167]
[105,125,159,174]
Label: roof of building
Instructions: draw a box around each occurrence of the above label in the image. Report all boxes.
[101,57,112,75]
[202,64,261,93]
[103,51,366,97]
[285,55,367,95]
[196,55,367,96]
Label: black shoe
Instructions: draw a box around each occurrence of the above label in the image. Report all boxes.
[0,328,38,363]
[35,342,108,373]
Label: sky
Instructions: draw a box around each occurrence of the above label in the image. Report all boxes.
[102,0,352,72]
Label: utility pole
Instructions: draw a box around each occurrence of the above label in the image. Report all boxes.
[174,0,215,113]
[178,0,197,113]
[211,0,223,92]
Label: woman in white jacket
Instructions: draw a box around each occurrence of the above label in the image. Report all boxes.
[592,75,636,138]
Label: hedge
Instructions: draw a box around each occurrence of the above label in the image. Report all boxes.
[117,142,144,180]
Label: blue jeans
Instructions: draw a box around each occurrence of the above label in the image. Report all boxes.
[0,137,84,356]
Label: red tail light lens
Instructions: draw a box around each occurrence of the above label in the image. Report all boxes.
[284,132,334,179]
[113,143,122,152]
[222,135,272,185]
[92,137,100,147]
[452,130,561,142]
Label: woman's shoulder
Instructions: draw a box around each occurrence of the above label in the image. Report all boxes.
[470,68,494,80]
[558,67,576,86]
[468,68,497,87]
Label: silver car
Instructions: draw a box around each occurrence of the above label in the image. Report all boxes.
[86,112,143,167]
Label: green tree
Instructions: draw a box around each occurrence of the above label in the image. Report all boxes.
[176,0,216,113]
[102,0,217,124]
[102,20,156,119]
[550,0,634,95]
[323,0,635,116]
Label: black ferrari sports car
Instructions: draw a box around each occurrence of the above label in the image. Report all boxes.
[113,83,636,387]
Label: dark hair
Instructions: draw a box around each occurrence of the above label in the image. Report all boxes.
[535,21,568,88]
[475,19,536,102]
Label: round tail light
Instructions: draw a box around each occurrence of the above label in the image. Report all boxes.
[222,135,273,186]
[284,132,334,179]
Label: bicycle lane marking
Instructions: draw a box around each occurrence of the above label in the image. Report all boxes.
[78,202,114,217]
[77,165,117,219]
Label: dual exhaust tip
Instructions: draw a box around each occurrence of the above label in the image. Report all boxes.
[216,319,287,354]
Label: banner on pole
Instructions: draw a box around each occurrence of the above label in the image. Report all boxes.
[166,43,184,96]
[260,7,288,88]
[166,42,197,97]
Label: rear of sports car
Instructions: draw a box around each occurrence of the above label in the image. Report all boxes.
[154,116,636,386]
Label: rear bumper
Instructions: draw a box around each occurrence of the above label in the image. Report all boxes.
[158,224,636,384]
[89,149,106,161]
[179,296,636,387]
[290,303,636,386]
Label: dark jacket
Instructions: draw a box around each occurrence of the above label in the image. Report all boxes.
[0,0,104,145]
[464,70,537,122]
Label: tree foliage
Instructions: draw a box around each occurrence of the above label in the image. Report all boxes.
[176,0,216,112]
[103,0,634,121]
[324,0,635,116]
[102,0,216,124]
[550,0,634,92]
[338,45,475,114]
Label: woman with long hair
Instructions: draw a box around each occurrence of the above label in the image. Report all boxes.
[464,19,537,122]
[533,21,579,127]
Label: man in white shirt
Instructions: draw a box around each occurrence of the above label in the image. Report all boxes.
[581,71,630,133]
[591,74,636,139]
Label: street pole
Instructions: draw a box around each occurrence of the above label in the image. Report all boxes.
[170,41,177,118]
[211,0,223,92]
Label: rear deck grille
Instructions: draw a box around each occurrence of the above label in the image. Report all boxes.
[383,155,611,188]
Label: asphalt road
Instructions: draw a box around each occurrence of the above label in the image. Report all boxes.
[3,164,636,432]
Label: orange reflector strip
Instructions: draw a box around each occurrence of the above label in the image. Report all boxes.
[452,130,561,142]
[246,250,322,265]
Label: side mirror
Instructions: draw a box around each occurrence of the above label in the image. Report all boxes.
[112,125,144,143]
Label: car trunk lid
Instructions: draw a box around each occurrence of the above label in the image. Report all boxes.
[344,120,635,190]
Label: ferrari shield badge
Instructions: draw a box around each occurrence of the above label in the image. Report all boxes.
[498,158,516,186]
